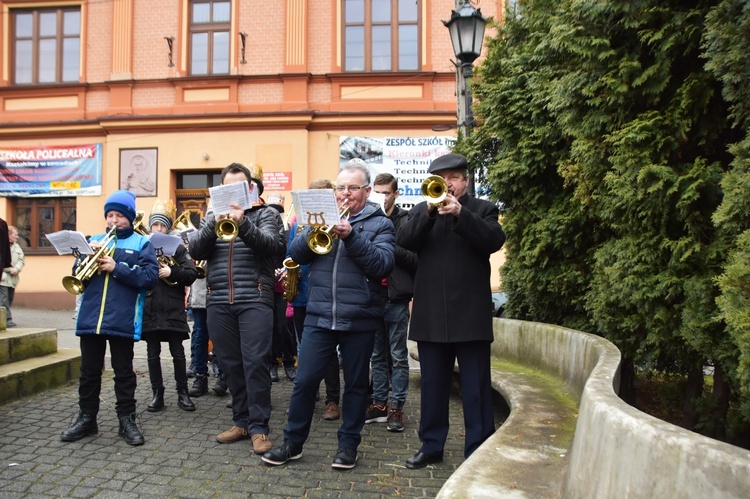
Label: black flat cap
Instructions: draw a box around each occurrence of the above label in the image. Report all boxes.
[428,153,468,174]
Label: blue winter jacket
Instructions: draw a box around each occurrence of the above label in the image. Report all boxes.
[290,201,395,332]
[75,226,159,341]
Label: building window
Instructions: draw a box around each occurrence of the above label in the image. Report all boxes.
[13,198,76,254]
[11,8,81,85]
[178,171,221,189]
[189,0,231,75]
[343,0,420,72]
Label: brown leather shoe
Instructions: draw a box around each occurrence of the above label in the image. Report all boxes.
[216,426,250,444]
[252,433,273,454]
[323,402,340,421]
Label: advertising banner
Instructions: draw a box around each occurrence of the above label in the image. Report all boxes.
[339,135,455,206]
[0,143,103,197]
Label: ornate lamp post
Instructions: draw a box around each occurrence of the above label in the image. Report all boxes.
[443,1,487,196]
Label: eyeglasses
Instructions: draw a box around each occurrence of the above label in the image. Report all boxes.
[334,184,368,192]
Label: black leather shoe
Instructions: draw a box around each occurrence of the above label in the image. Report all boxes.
[262,440,303,466]
[270,365,280,382]
[405,450,443,469]
[118,412,144,446]
[60,411,98,442]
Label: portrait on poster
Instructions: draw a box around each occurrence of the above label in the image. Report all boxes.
[119,148,157,197]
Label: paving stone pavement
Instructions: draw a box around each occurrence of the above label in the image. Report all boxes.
[0,308,493,498]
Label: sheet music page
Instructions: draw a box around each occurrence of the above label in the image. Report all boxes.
[291,189,342,227]
[45,231,93,256]
[149,232,183,257]
[209,181,252,215]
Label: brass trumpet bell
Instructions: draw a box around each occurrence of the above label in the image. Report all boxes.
[216,218,239,242]
[421,175,448,206]
[307,205,352,255]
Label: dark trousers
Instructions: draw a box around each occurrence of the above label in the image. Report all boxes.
[292,306,340,404]
[284,326,375,450]
[209,302,273,435]
[416,340,495,458]
[146,338,189,392]
[271,292,296,368]
[78,335,137,417]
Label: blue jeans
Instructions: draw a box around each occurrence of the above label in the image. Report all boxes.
[285,326,375,450]
[371,300,410,408]
[190,308,209,376]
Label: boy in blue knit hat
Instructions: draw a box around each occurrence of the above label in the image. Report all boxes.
[61,190,159,446]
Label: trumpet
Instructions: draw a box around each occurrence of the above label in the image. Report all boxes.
[174,211,207,278]
[307,204,352,255]
[62,226,117,295]
[421,175,449,206]
[216,217,239,242]
[282,257,300,301]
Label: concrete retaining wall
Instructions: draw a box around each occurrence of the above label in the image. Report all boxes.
[443,319,750,498]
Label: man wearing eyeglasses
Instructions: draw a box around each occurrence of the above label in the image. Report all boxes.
[262,158,395,470]
[398,153,506,469]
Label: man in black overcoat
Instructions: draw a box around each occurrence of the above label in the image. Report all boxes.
[397,153,506,469]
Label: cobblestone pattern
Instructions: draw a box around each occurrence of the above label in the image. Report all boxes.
[0,308,480,498]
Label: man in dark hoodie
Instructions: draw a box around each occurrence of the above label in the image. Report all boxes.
[365,173,417,433]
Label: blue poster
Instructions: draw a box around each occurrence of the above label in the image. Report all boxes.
[0,143,103,197]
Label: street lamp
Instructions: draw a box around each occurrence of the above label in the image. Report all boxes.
[443,1,487,196]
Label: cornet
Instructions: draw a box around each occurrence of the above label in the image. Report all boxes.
[307,204,352,255]
[421,175,449,206]
[62,226,117,295]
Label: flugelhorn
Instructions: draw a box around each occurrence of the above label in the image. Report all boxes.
[421,175,448,206]
[307,204,352,255]
[62,226,117,295]
[282,257,300,301]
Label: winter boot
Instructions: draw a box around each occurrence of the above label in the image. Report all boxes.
[189,374,209,397]
[177,389,196,411]
[60,411,98,442]
[118,412,145,446]
[147,387,165,412]
[212,374,228,396]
